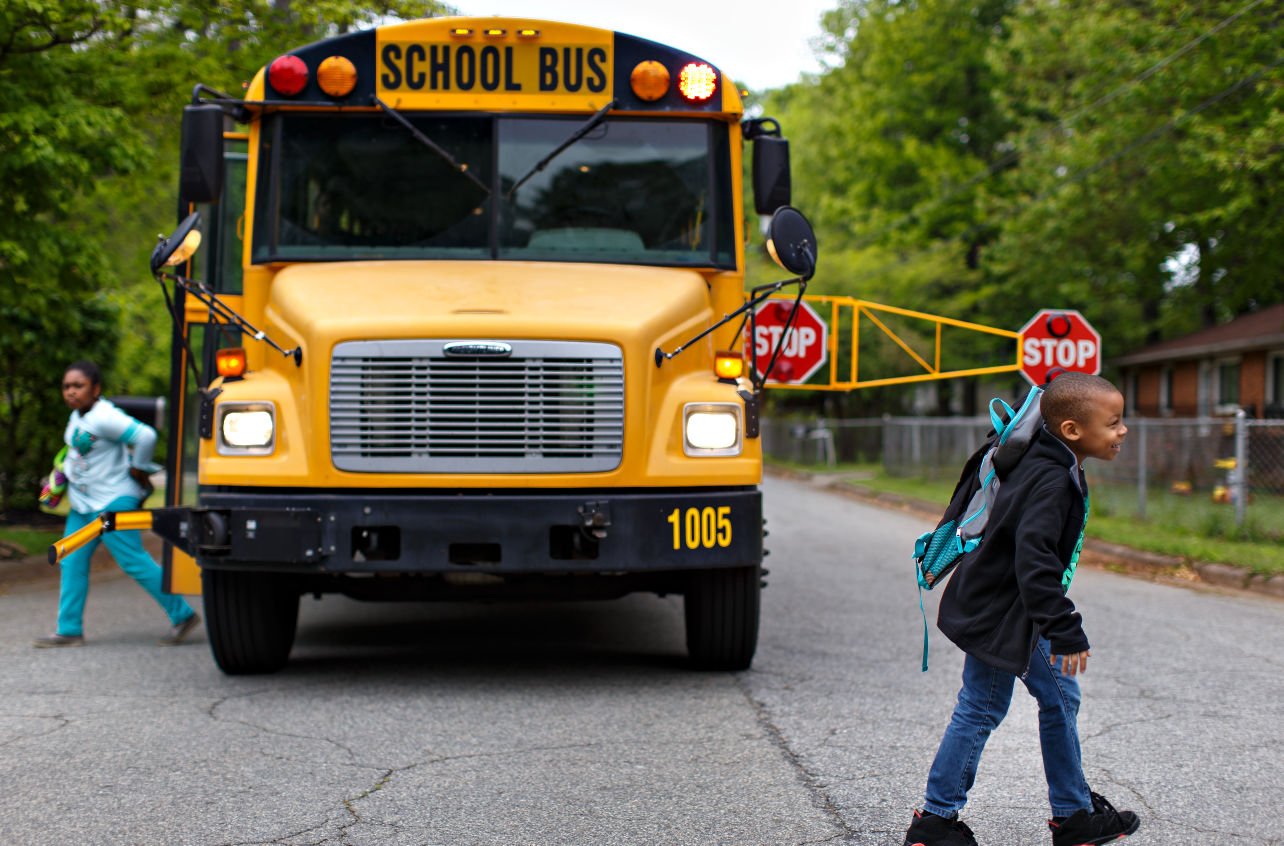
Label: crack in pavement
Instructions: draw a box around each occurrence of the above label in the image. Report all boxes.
[0,712,72,748]
[205,687,363,762]
[335,764,417,844]
[1081,711,1176,741]
[735,675,855,843]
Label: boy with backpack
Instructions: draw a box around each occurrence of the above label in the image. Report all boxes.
[905,372,1141,846]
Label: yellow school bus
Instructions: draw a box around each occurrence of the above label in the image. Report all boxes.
[144,17,812,674]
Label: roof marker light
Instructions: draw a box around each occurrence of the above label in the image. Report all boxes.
[451,27,473,37]
[268,55,308,96]
[677,62,718,103]
[630,61,671,102]
[484,28,506,37]
[517,28,540,38]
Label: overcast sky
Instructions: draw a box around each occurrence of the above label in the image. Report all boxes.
[447,0,836,90]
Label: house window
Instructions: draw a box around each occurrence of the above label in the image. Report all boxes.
[1268,352,1284,417]
[1159,365,1174,414]
[1214,357,1240,412]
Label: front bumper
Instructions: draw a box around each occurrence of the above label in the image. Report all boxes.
[152,487,762,575]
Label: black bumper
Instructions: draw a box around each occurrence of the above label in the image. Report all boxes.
[154,488,762,575]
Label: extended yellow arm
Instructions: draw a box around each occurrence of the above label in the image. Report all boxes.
[47,510,156,565]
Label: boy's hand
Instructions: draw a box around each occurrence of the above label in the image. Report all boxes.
[1053,650,1090,676]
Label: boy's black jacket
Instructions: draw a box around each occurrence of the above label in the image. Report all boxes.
[937,426,1091,675]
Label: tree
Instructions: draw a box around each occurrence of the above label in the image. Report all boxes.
[759,0,1018,412]
[758,0,1282,415]
[984,0,1284,349]
[0,0,447,513]
[0,2,142,511]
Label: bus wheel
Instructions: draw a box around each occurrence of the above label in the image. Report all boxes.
[202,569,299,675]
[684,565,760,671]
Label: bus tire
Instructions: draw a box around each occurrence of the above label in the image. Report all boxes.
[684,565,760,671]
[202,569,300,675]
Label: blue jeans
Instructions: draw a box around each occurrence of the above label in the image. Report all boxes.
[923,639,1093,818]
[56,495,195,637]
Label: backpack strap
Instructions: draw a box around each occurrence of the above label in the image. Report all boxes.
[918,578,930,672]
[915,531,982,672]
[988,397,1014,437]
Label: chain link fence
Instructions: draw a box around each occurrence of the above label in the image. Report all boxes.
[763,414,1284,537]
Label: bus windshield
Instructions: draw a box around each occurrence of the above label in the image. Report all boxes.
[253,112,735,268]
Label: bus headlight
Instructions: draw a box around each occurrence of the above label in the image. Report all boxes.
[217,403,276,455]
[683,403,742,456]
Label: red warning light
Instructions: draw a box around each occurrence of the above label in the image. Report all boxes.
[268,55,308,96]
[677,62,718,102]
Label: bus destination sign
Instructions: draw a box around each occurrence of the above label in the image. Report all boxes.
[375,20,614,109]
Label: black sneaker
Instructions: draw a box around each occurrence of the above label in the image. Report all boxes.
[905,809,979,846]
[1049,792,1140,845]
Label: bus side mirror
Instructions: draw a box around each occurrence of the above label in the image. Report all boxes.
[151,211,203,275]
[765,206,817,280]
[179,104,225,204]
[745,118,791,215]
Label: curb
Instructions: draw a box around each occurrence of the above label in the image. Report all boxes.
[765,465,1283,601]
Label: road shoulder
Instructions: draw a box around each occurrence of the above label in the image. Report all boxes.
[766,464,1284,601]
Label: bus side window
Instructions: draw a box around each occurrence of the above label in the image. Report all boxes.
[197,139,248,294]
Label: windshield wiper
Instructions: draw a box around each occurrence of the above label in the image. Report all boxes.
[372,95,490,195]
[506,98,618,200]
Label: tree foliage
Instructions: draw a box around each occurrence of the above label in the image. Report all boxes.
[761,0,1283,413]
[0,0,444,513]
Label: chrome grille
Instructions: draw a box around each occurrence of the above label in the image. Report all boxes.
[330,340,624,473]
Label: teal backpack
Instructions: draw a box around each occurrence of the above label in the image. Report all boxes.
[912,384,1044,671]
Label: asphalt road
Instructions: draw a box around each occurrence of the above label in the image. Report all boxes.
[1,475,1279,845]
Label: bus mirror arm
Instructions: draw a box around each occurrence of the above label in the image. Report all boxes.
[656,206,818,436]
[653,274,805,370]
[653,274,807,439]
[158,269,304,368]
[189,83,251,124]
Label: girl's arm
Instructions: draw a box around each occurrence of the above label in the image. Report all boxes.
[97,404,161,473]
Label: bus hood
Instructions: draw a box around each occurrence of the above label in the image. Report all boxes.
[267,260,712,347]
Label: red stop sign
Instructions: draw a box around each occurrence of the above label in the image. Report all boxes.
[1020,310,1101,386]
[748,299,829,384]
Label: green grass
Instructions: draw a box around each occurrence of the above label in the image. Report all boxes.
[770,459,1284,577]
[0,527,62,557]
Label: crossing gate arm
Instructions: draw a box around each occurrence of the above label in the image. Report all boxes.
[751,294,1022,391]
[48,508,198,565]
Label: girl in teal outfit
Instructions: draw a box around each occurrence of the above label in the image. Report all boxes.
[33,362,200,648]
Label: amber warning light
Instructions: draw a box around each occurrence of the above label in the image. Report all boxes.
[715,352,744,380]
[630,61,671,101]
[216,348,248,379]
[317,55,357,97]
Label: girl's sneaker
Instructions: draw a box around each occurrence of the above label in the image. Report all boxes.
[904,809,979,846]
[32,633,85,648]
[1048,792,1140,845]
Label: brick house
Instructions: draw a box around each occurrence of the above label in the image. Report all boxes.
[1111,303,1284,419]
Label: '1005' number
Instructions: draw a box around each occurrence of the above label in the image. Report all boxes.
[666,506,732,550]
